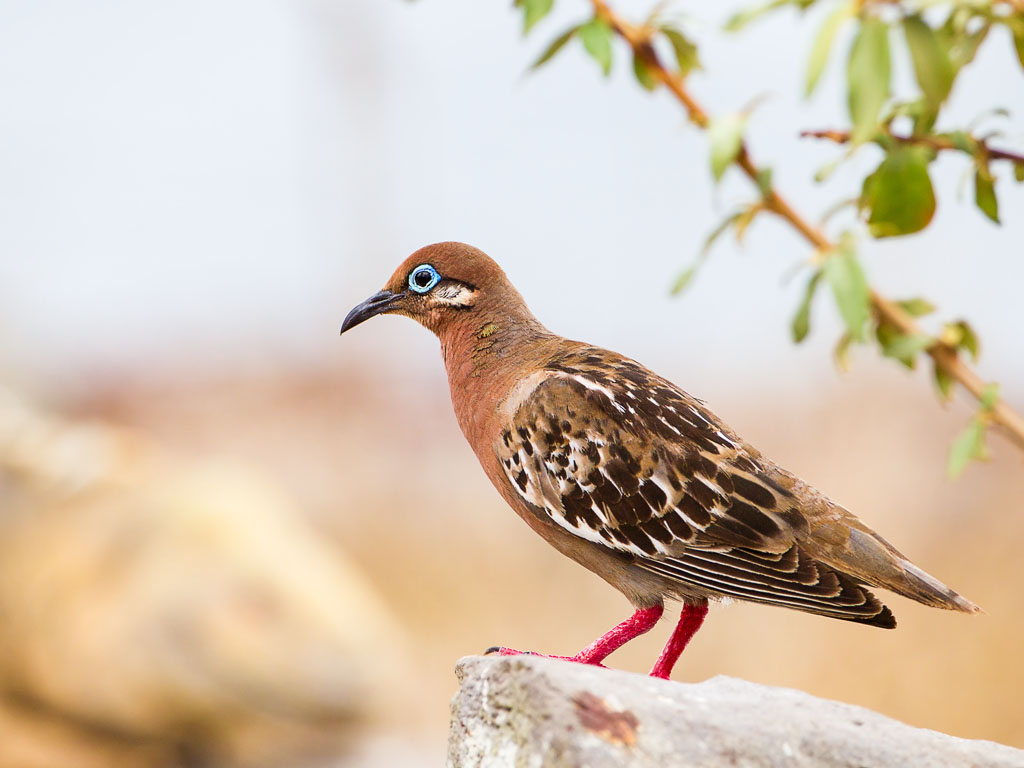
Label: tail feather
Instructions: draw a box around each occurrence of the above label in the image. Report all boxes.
[895,558,981,614]
[819,527,981,614]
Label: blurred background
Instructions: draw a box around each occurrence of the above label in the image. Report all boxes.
[1,0,1022,765]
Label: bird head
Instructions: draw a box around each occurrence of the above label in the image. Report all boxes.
[340,242,536,338]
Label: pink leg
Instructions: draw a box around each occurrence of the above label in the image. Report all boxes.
[650,600,708,679]
[487,605,664,667]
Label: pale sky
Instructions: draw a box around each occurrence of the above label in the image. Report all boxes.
[0,0,1021,402]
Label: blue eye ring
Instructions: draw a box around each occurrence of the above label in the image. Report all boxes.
[408,264,440,294]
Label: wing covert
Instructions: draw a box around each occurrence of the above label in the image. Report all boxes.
[496,356,797,560]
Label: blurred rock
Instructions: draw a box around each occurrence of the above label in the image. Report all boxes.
[448,655,1024,768]
[0,388,407,767]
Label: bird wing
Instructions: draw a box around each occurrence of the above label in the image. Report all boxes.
[496,348,894,627]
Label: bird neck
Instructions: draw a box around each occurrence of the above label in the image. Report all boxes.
[438,309,553,445]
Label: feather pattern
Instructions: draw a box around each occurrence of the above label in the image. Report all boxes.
[495,345,899,627]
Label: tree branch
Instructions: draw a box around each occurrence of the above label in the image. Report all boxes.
[590,0,1024,452]
[800,128,1024,166]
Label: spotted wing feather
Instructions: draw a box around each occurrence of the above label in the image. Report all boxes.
[496,347,895,628]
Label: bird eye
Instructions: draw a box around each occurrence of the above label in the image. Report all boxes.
[408,264,440,294]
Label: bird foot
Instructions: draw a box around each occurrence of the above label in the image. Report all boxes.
[483,646,608,668]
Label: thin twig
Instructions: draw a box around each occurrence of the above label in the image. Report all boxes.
[801,128,1024,166]
[590,0,1024,451]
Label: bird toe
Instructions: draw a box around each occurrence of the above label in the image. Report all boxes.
[483,646,542,657]
[483,646,527,656]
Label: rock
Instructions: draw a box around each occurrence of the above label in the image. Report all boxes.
[448,655,1024,768]
[0,388,407,767]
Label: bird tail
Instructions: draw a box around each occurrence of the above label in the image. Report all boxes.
[815,526,981,614]
[888,557,981,614]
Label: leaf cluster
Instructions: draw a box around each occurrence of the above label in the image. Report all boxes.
[518,0,701,85]
[777,1,1022,228]
[512,0,1024,476]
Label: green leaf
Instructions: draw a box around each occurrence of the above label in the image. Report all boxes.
[947,419,986,478]
[974,166,1000,223]
[632,51,658,90]
[946,129,972,153]
[530,25,579,70]
[1015,164,1024,183]
[881,332,933,368]
[814,153,849,182]
[805,1,855,98]
[699,210,745,256]
[949,24,990,71]
[662,27,700,77]
[724,0,792,33]
[875,320,925,369]
[933,363,954,402]
[670,263,700,295]
[860,147,936,237]
[903,15,954,109]
[791,271,822,343]
[834,333,854,372]
[672,243,718,295]
[897,297,936,317]
[756,167,773,196]
[517,0,554,35]
[733,204,762,244]
[673,205,759,296]
[1012,21,1024,70]
[708,113,747,181]
[847,18,891,144]
[823,241,871,342]
[980,383,1000,411]
[579,18,614,76]
[941,319,980,362]
[819,196,858,226]
[874,317,898,345]
[961,322,979,359]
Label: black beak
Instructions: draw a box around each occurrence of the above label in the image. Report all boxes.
[340,290,401,335]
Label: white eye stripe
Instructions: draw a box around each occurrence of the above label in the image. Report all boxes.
[434,283,477,307]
